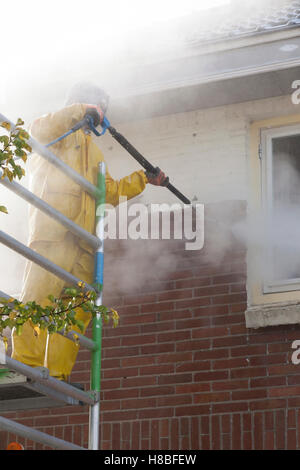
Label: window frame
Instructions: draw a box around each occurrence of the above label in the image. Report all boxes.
[261,123,300,294]
[247,113,300,309]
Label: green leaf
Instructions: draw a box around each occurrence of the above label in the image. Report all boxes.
[0,136,9,147]
[23,143,32,153]
[75,320,85,333]
[92,282,103,293]
[14,148,26,158]
[13,137,24,148]
[64,288,78,296]
[0,122,11,131]
[48,324,57,334]
[16,325,23,336]
[0,206,8,214]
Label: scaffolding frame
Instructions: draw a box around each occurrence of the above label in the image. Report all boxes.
[0,113,105,450]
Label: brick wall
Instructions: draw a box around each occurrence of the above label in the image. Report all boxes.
[2,201,300,450]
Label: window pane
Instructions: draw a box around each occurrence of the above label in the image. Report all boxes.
[271,134,300,281]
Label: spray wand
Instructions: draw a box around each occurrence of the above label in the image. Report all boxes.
[47,110,191,205]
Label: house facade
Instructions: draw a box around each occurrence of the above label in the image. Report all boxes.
[2,0,300,450]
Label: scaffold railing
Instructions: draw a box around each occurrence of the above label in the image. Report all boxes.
[0,113,105,450]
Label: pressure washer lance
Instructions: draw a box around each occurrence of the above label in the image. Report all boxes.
[47,109,191,205]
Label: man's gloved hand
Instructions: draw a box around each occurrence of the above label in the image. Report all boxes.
[84,104,104,126]
[145,167,169,186]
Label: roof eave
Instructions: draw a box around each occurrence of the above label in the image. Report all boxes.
[184,24,300,57]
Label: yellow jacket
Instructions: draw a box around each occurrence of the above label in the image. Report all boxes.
[12,104,148,380]
[28,103,147,245]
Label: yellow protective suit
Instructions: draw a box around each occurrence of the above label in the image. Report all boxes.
[11,103,147,380]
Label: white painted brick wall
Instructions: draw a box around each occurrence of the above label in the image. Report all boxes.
[97,93,299,205]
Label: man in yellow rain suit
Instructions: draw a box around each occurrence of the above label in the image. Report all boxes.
[11,82,166,381]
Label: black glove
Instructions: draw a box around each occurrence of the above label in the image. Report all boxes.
[85,107,103,127]
[145,167,169,186]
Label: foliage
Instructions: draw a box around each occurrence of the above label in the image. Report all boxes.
[0,282,119,347]
[0,118,32,213]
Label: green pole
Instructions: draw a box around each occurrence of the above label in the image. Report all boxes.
[89,161,106,450]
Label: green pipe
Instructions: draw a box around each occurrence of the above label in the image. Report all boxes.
[89,162,106,450]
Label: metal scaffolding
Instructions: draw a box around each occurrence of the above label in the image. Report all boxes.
[0,113,105,450]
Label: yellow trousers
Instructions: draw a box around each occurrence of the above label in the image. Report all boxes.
[11,233,93,381]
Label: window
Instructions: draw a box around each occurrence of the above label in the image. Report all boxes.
[261,125,300,293]
[246,115,300,328]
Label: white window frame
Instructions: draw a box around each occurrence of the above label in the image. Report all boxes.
[261,123,300,294]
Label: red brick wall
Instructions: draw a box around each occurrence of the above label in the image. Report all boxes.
[2,203,300,450]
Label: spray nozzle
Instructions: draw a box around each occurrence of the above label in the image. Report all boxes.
[86,115,111,137]
[70,108,110,137]
[85,108,102,127]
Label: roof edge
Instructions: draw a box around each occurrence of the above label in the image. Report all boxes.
[184,25,300,58]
